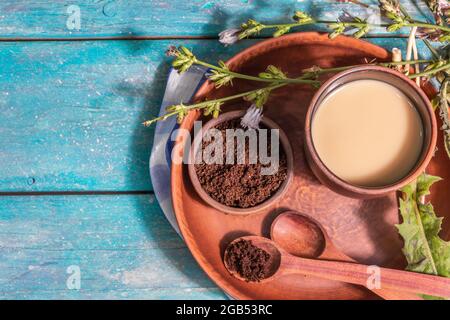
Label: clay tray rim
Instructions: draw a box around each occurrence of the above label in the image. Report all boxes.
[170,32,436,300]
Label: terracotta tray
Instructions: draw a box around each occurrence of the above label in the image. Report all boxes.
[171,32,450,300]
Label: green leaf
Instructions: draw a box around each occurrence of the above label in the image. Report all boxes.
[439,78,450,159]
[273,26,290,38]
[292,10,313,23]
[417,174,442,198]
[439,33,450,42]
[208,70,234,88]
[396,173,450,298]
[244,88,271,108]
[328,22,345,39]
[165,104,188,123]
[239,19,264,39]
[258,65,287,80]
[386,23,403,32]
[203,101,222,118]
[353,25,370,39]
[171,46,197,74]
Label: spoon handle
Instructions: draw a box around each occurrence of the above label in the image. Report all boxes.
[283,256,450,298]
[371,288,423,300]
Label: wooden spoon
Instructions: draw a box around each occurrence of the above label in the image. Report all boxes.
[270,211,423,300]
[224,234,450,298]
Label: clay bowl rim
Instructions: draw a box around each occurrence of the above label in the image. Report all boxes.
[304,65,438,198]
[187,110,294,215]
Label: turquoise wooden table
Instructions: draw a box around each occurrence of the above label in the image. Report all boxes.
[0,0,436,299]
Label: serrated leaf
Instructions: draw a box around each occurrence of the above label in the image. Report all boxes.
[396,173,450,299]
[439,78,450,159]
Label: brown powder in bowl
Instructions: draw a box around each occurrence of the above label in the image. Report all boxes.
[194,119,288,208]
[224,239,271,282]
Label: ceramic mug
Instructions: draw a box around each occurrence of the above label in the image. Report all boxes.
[304,65,437,199]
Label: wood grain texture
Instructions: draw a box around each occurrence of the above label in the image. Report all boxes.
[0,38,434,192]
[0,194,226,299]
[0,39,254,192]
[0,0,433,39]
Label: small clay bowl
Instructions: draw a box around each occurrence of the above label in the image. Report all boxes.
[188,110,294,215]
[304,65,437,199]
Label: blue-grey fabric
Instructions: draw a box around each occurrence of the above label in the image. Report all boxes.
[149,66,207,235]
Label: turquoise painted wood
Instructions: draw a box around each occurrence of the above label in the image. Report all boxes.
[0,194,226,299]
[0,0,434,39]
[0,39,256,192]
[0,38,434,192]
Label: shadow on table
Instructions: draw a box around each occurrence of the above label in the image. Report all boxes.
[114,40,225,293]
[198,0,317,37]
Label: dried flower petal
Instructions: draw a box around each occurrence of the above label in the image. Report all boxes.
[426,0,450,24]
[218,28,241,46]
[241,104,263,129]
[165,45,178,57]
[416,27,447,42]
[379,0,401,16]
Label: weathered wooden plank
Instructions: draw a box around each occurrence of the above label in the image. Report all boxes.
[0,0,434,39]
[0,39,255,192]
[0,194,227,300]
[0,38,434,192]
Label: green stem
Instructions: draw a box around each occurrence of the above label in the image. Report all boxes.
[143,82,287,126]
[199,56,437,84]
[403,21,450,33]
[301,59,437,77]
[143,110,180,126]
[409,62,450,79]
[184,83,285,111]
[195,59,319,85]
[381,59,435,66]
[147,55,444,126]
[259,19,376,30]
[261,20,317,29]
[257,19,450,34]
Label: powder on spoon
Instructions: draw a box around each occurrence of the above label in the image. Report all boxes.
[224,239,271,282]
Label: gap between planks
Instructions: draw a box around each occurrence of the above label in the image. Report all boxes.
[0,190,153,196]
[0,34,411,42]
